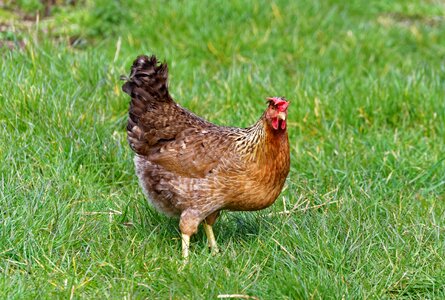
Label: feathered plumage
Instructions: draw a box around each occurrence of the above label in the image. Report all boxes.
[122,55,290,258]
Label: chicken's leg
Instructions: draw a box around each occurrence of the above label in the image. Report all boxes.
[179,209,201,259]
[203,223,219,255]
[181,233,190,259]
[204,211,220,255]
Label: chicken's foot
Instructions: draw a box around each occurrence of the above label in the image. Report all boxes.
[203,223,219,255]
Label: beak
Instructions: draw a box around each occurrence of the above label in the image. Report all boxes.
[277,111,286,121]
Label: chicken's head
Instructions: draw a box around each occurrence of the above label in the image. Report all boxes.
[266,97,289,130]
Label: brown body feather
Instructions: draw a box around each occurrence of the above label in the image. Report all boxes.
[122,55,290,239]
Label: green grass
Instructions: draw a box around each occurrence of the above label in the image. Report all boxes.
[1,0,445,298]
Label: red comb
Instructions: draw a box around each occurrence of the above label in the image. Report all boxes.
[267,97,289,111]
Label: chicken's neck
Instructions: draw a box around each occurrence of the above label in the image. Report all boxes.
[234,116,288,163]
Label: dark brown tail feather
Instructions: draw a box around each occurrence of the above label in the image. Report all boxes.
[122,55,172,155]
[122,55,171,102]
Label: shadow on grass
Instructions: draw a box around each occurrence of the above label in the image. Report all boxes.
[120,196,274,246]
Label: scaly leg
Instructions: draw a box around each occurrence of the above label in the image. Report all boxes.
[203,223,219,255]
[181,233,190,259]
[204,211,220,255]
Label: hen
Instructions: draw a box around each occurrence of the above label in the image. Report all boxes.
[122,55,290,258]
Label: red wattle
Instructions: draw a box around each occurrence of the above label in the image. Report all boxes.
[281,120,286,129]
[272,118,279,130]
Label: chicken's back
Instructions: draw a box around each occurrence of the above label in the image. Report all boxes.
[122,55,212,156]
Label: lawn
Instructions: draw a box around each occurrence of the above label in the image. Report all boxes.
[1,0,444,298]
